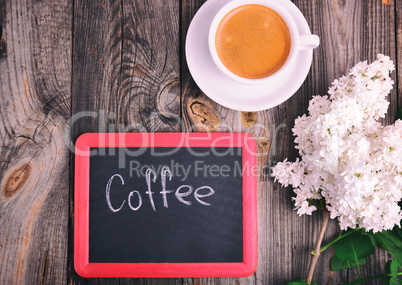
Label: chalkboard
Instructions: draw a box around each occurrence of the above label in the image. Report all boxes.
[75,133,257,278]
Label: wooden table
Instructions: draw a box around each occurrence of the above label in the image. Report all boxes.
[0,0,400,284]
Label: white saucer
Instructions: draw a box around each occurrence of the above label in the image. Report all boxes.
[185,0,314,111]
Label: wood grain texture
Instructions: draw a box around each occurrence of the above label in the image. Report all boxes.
[0,0,399,284]
[0,0,72,284]
[69,0,181,284]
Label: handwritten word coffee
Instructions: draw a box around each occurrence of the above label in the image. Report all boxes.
[106,166,215,212]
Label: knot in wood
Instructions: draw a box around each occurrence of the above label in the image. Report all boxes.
[0,25,5,58]
[2,163,32,198]
[240,112,257,128]
[258,137,270,150]
[188,101,220,131]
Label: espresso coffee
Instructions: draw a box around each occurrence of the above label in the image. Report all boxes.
[215,5,291,79]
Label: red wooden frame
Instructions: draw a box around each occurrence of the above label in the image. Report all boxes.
[74,132,257,278]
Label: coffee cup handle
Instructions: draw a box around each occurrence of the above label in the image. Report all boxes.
[299,35,320,50]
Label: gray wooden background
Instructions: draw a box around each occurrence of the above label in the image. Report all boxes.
[0,0,400,284]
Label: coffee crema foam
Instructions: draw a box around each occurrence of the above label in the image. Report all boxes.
[215,5,291,79]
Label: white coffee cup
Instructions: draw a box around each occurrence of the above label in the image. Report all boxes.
[208,0,319,85]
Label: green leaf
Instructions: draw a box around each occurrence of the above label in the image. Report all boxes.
[395,226,402,242]
[334,233,375,261]
[390,259,400,279]
[374,227,402,266]
[287,279,317,285]
[382,276,401,285]
[331,255,366,271]
[361,231,384,248]
[384,260,402,283]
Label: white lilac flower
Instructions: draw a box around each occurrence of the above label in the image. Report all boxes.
[272,54,402,233]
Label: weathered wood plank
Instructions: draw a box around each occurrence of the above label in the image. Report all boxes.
[69,0,181,284]
[0,0,72,284]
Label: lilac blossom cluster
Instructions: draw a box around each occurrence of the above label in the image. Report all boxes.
[272,54,401,232]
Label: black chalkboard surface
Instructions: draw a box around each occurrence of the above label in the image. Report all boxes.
[89,146,243,263]
[75,133,257,278]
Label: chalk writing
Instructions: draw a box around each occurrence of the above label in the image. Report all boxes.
[106,166,215,212]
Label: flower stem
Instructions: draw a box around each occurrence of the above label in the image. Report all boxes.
[306,209,330,284]
[320,227,361,252]
[357,263,361,279]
